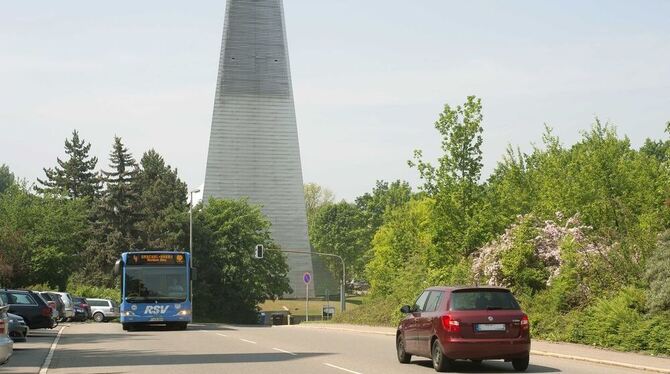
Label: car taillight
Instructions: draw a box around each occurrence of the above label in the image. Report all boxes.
[520,314,529,331]
[42,306,53,317]
[0,320,5,335]
[441,315,461,333]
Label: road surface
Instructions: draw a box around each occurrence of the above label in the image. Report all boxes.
[1,322,658,373]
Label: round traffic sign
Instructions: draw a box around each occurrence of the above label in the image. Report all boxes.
[303,272,312,284]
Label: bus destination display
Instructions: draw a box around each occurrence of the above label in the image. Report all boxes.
[127,253,186,266]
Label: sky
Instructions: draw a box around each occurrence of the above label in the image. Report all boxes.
[1,1,669,201]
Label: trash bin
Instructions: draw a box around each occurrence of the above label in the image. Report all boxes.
[322,306,335,320]
[271,313,287,325]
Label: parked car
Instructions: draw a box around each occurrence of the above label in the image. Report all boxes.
[51,292,75,322]
[72,297,92,321]
[48,292,66,320]
[37,292,59,320]
[0,289,56,330]
[7,313,28,342]
[87,298,120,322]
[0,301,13,364]
[396,286,530,372]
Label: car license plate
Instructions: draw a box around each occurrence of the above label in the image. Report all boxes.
[476,323,506,332]
[149,317,164,322]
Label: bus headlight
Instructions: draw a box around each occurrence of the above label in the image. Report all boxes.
[178,310,191,316]
[122,311,135,316]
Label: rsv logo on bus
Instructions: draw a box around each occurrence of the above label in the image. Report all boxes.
[144,305,169,315]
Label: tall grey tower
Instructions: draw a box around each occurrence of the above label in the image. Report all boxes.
[203,0,314,297]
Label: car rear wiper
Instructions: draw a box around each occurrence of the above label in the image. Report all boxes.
[486,306,505,310]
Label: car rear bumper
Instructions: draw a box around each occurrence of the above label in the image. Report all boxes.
[27,318,55,330]
[441,337,530,360]
[0,337,13,364]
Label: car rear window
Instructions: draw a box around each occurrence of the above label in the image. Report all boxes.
[450,290,520,311]
[89,300,108,307]
[1,292,37,305]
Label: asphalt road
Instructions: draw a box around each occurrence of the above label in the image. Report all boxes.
[1,323,654,374]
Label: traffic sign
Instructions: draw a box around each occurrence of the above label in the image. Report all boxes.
[303,272,312,284]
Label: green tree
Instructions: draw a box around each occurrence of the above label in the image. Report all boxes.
[409,95,487,261]
[355,180,413,235]
[309,201,368,281]
[0,164,15,194]
[133,149,188,250]
[78,137,140,287]
[35,130,100,199]
[304,182,335,228]
[99,136,140,237]
[192,198,291,323]
[365,198,434,297]
[640,122,670,163]
[0,185,88,289]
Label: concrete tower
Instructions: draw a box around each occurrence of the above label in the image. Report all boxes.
[203,0,314,297]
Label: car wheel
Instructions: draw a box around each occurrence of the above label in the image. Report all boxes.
[396,334,411,364]
[512,356,530,372]
[431,339,452,372]
[93,313,105,323]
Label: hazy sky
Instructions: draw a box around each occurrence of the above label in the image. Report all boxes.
[1,1,669,200]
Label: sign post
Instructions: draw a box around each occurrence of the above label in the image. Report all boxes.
[303,272,312,322]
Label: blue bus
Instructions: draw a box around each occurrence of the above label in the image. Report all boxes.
[114,251,192,331]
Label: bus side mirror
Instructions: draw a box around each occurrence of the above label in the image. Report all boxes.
[191,268,197,281]
[113,259,123,276]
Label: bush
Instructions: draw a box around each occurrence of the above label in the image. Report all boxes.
[332,297,400,327]
[646,230,670,313]
[66,282,120,303]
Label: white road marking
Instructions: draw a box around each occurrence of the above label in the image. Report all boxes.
[324,363,363,374]
[240,338,257,344]
[216,333,228,337]
[272,347,297,356]
[39,326,66,374]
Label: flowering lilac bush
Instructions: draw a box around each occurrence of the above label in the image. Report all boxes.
[472,212,608,291]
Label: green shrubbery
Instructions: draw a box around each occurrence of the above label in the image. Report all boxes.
[326,99,670,355]
[66,283,121,303]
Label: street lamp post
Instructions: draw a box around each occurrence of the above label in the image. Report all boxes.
[189,189,200,314]
[189,189,201,261]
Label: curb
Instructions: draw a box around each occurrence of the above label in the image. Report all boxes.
[292,323,670,373]
[289,324,395,336]
[530,350,670,374]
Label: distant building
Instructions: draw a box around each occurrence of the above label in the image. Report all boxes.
[203,0,314,297]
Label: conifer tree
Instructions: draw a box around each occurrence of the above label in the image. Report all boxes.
[36,130,100,199]
[133,149,188,249]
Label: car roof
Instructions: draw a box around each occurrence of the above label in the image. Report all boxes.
[425,286,511,292]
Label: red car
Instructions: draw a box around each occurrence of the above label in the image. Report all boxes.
[396,286,530,372]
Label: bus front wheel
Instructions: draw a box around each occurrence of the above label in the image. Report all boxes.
[122,323,134,331]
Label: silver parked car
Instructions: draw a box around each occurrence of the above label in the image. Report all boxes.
[51,292,75,321]
[87,298,119,322]
[0,301,14,364]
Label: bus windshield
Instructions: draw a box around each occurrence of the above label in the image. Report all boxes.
[124,266,188,303]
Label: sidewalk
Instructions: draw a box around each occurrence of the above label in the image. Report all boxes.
[293,323,670,373]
